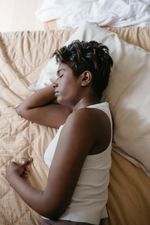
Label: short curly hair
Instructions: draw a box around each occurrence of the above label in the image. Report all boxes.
[53,40,113,99]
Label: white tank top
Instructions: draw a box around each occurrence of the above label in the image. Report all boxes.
[44,102,112,225]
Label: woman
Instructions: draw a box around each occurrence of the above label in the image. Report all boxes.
[6,40,113,225]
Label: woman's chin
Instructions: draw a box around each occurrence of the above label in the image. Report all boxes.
[57,99,70,108]
[57,97,64,105]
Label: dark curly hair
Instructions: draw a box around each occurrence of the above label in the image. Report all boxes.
[53,40,113,99]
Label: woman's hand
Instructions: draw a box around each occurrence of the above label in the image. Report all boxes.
[5,158,50,216]
[6,158,33,184]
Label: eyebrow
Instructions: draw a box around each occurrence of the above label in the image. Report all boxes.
[57,68,66,76]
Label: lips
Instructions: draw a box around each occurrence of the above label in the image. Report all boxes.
[54,90,59,96]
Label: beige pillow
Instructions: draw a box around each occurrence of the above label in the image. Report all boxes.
[31,22,150,176]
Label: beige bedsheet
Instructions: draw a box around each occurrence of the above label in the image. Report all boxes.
[0,27,150,225]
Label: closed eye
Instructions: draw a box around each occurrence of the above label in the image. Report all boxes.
[59,74,64,78]
[57,68,65,78]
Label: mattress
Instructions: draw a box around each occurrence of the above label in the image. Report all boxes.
[0,27,150,225]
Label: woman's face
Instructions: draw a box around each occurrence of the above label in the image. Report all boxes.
[53,63,82,108]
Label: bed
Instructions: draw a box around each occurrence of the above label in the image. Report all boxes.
[0,26,150,225]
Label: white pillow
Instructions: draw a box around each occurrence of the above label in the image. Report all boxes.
[29,57,58,91]
[30,22,150,176]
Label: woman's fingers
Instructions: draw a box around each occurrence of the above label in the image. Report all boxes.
[22,158,33,166]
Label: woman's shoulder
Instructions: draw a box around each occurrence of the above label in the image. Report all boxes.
[64,106,111,154]
[65,105,110,134]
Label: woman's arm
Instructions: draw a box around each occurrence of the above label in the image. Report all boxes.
[6,109,97,218]
[16,85,71,128]
[6,109,109,219]
[16,84,56,111]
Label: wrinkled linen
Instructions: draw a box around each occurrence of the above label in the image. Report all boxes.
[36,0,150,29]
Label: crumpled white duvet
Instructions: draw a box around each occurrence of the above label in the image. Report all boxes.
[36,0,150,29]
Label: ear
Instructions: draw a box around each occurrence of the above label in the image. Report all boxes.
[80,71,93,87]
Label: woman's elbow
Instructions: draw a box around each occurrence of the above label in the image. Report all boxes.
[16,105,28,118]
[41,201,67,220]
[42,211,62,221]
[42,209,64,220]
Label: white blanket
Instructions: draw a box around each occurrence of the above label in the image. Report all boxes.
[36,0,150,29]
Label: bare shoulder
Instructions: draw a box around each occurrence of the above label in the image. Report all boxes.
[64,107,111,154]
[66,106,110,131]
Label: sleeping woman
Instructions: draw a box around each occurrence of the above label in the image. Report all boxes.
[6,40,113,225]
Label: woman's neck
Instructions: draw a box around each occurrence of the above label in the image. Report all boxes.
[73,95,100,111]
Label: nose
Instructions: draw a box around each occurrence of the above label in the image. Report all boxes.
[52,79,58,88]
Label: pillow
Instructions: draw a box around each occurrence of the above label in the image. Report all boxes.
[29,57,58,91]
[30,22,150,176]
